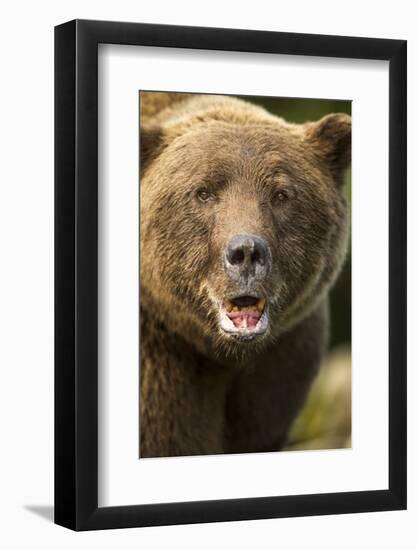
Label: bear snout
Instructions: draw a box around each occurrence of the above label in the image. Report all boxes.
[224,234,271,284]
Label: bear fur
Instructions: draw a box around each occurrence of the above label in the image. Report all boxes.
[139,92,351,458]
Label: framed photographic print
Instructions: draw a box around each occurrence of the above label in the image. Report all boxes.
[55,19,407,530]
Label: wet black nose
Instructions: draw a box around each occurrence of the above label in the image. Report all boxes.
[224,234,270,282]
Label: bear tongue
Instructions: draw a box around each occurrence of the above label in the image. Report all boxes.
[229,312,261,329]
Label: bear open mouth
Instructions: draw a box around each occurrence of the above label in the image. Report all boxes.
[218,295,269,339]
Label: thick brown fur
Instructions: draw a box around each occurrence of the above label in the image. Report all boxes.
[139,92,351,457]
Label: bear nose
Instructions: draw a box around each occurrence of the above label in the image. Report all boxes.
[224,234,270,282]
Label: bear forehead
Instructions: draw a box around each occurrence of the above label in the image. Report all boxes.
[170,122,302,154]
[163,123,323,185]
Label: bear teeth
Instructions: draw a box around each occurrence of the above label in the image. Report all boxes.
[224,298,266,314]
[224,299,234,313]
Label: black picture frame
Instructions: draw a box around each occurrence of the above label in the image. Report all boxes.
[55,19,407,531]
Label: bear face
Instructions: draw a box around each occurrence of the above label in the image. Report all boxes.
[140,94,350,360]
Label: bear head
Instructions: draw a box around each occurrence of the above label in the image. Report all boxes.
[139,94,351,360]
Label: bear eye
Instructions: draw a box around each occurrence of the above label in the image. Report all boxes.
[196,187,216,203]
[273,189,289,204]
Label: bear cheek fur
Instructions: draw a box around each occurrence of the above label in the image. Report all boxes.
[140,154,221,349]
[275,179,349,331]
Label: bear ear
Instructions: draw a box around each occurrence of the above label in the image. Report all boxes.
[305,113,351,185]
[140,125,165,171]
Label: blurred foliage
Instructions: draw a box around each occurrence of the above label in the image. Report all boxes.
[239,95,351,123]
[243,95,352,349]
[285,347,351,451]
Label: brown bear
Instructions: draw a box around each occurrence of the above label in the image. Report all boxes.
[139,91,351,458]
